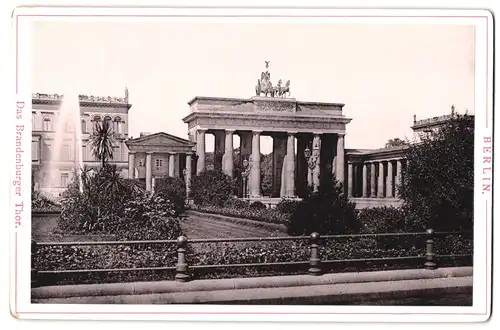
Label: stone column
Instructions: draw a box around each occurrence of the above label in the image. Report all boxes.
[214,130,225,171]
[312,133,321,193]
[395,159,402,197]
[377,161,384,198]
[336,133,345,183]
[185,153,192,197]
[128,152,135,179]
[347,162,354,197]
[386,160,394,198]
[223,129,234,178]
[196,129,206,174]
[273,134,287,198]
[250,130,262,198]
[169,153,175,177]
[296,135,308,198]
[362,163,368,197]
[145,152,153,192]
[286,132,296,197]
[370,162,376,197]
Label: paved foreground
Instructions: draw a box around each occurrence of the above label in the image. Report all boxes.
[32,267,473,305]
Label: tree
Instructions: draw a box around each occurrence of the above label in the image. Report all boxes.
[385,137,409,148]
[399,114,474,231]
[90,120,116,168]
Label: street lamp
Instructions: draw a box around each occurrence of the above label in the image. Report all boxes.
[304,146,311,160]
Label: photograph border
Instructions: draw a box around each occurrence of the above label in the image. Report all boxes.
[10,5,493,323]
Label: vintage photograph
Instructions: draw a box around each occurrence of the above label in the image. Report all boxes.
[13,6,491,321]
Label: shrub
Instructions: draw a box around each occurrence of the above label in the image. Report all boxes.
[31,190,61,213]
[250,201,266,210]
[288,175,360,236]
[358,206,406,233]
[154,177,186,215]
[190,169,235,207]
[276,199,301,215]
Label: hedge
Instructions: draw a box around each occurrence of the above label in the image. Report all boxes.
[34,233,472,286]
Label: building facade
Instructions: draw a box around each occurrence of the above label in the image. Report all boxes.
[125,132,195,193]
[32,91,131,196]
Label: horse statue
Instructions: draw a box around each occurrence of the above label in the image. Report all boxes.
[278,80,291,98]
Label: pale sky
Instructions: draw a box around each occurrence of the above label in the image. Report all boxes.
[31,21,475,154]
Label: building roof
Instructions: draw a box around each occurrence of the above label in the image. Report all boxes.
[32,91,131,109]
[126,132,195,147]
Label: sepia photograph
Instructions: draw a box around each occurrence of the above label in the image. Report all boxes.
[9,5,492,323]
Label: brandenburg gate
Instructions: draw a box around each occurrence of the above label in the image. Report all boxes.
[182,63,352,199]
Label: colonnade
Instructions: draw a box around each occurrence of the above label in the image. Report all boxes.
[194,129,346,198]
[347,158,404,199]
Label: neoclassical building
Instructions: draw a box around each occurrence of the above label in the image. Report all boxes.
[125,132,195,193]
[182,96,350,200]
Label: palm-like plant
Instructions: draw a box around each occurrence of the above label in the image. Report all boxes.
[90,120,116,168]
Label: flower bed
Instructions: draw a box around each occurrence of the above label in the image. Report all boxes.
[190,204,290,225]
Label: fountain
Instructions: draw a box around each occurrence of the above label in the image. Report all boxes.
[45,89,84,197]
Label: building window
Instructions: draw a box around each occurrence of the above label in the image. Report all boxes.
[81,119,86,133]
[104,116,113,132]
[60,173,69,187]
[93,116,102,131]
[155,159,163,167]
[32,113,36,130]
[43,143,52,160]
[82,145,87,161]
[43,117,52,131]
[62,144,71,161]
[114,117,122,134]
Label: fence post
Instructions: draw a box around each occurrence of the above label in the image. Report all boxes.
[424,229,437,270]
[31,240,38,288]
[175,236,189,282]
[309,232,322,276]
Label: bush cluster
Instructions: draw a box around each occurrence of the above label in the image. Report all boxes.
[58,165,182,240]
[288,176,360,236]
[190,169,235,207]
[358,206,406,233]
[31,190,61,213]
[154,177,186,215]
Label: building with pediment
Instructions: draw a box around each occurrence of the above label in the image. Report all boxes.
[125,132,195,192]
